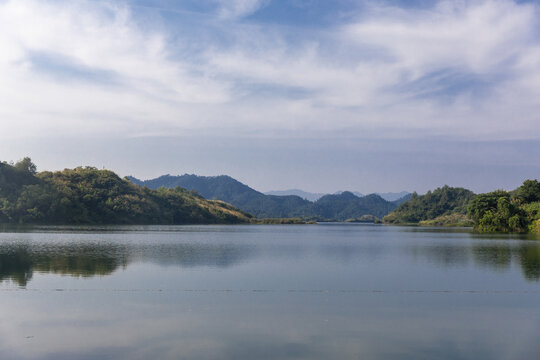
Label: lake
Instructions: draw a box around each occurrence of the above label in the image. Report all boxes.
[0,224,539,359]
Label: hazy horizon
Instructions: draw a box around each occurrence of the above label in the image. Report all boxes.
[4,134,539,194]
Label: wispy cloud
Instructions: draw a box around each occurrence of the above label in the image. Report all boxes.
[346,0,535,73]
[0,0,232,138]
[0,0,539,141]
[206,0,540,139]
[215,0,269,19]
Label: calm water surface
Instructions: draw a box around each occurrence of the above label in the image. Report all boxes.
[0,224,539,359]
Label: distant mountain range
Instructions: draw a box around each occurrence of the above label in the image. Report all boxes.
[265,189,410,202]
[264,189,326,202]
[128,174,411,221]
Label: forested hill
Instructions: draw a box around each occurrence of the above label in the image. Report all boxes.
[129,174,257,202]
[312,192,399,219]
[383,186,475,226]
[0,159,251,225]
[129,175,408,220]
[382,181,540,233]
[128,174,312,218]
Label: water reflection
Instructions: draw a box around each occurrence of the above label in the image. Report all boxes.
[0,247,33,286]
[517,246,540,281]
[0,244,129,286]
[132,243,256,268]
[410,242,540,281]
[0,241,256,286]
[473,244,540,281]
[0,226,540,360]
[1,226,540,287]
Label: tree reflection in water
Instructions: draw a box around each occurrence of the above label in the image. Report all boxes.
[407,240,540,282]
[1,235,540,287]
[0,244,128,286]
[0,242,255,286]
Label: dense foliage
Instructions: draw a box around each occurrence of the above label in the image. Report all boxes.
[383,180,540,233]
[4,158,540,233]
[130,175,407,220]
[383,185,475,225]
[0,159,251,225]
[467,181,540,233]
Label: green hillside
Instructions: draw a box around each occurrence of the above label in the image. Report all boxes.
[312,192,397,220]
[383,181,540,233]
[467,180,540,233]
[129,174,313,218]
[383,186,475,226]
[0,159,251,225]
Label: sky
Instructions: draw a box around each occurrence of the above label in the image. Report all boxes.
[1,0,540,194]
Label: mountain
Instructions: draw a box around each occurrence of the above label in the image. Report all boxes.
[129,174,408,220]
[377,191,411,202]
[264,189,325,202]
[334,190,364,198]
[391,192,412,206]
[265,189,411,203]
[0,159,251,225]
[313,192,398,220]
[128,174,312,218]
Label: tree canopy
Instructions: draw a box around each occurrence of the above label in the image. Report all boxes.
[383,185,475,225]
[0,160,251,225]
[382,180,540,233]
[467,182,540,233]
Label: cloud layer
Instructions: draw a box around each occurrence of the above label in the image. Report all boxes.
[1,0,539,140]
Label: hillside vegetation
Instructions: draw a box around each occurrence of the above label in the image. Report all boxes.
[129,174,314,218]
[0,159,251,225]
[467,180,540,233]
[312,192,396,220]
[130,175,408,221]
[383,181,540,233]
[383,186,475,226]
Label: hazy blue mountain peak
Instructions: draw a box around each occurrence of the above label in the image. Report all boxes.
[376,191,412,202]
[334,190,364,198]
[264,189,325,202]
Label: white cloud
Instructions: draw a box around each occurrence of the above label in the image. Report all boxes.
[0,0,231,138]
[203,0,540,139]
[215,0,269,19]
[0,0,539,141]
[345,0,535,76]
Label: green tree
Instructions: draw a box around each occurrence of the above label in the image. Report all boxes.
[468,191,527,233]
[14,157,37,174]
[383,186,475,224]
[0,160,251,225]
[517,180,540,203]
[467,190,508,223]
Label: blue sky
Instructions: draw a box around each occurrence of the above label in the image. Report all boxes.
[1,0,540,193]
